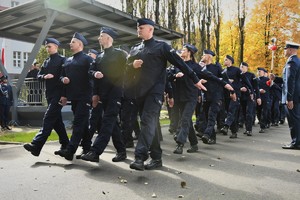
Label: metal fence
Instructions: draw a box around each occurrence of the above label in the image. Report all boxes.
[12,78,46,106]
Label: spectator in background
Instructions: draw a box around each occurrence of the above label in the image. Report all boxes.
[0,75,13,130]
[26,62,42,105]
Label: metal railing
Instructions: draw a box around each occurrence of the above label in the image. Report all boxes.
[12,78,46,106]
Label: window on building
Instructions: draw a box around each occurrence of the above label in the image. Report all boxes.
[11,1,19,7]
[13,51,21,68]
[23,52,29,67]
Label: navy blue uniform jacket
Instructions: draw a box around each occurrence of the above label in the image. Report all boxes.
[37,53,65,99]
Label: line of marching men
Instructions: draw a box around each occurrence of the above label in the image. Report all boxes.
[23,17,300,171]
[166,46,285,154]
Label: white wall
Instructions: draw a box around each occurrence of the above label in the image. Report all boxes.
[0,0,34,77]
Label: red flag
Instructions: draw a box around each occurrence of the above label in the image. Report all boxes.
[1,39,5,66]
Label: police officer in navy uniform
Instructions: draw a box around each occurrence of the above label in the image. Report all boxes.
[281,41,300,149]
[220,55,253,138]
[55,33,94,160]
[74,49,104,159]
[0,75,13,130]
[269,73,282,126]
[171,44,201,154]
[256,67,271,133]
[200,50,232,144]
[23,38,69,156]
[239,62,261,136]
[127,18,211,171]
[81,27,127,162]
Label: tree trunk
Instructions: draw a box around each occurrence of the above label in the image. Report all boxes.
[206,0,212,49]
[213,0,221,63]
[126,0,134,15]
[155,0,160,24]
[168,0,177,30]
[198,0,206,53]
[238,0,246,64]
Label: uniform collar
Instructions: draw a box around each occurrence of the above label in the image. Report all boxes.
[104,46,114,53]
[143,37,154,46]
[73,51,83,57]
[49,52,59,58]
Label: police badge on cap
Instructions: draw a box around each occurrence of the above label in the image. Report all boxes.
[100,27,118,39]
[45,38,60,46]
[73,32,88,46]
[137,18,155,27]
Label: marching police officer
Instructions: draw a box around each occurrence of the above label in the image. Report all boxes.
[220,55,253,138]
[81,27,127,162]
[239,62,261,136]
[24,38,69,156]
[55,33,94,160]
[281,41,300,149]
[256,67,270,133]
[201,50,231,144]
[127,18,209,171]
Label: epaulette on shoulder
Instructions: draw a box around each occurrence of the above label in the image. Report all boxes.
[287,56,296,63]
[132,42,143,48]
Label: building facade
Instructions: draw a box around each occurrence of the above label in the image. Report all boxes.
[0,0,34,79]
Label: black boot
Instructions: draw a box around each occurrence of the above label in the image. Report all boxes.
[23,143,41,157]
[220,126,229,135]
[81,151,99,162]
[145,159,162,170]
[130,159,144,171]
[54,149,74,161]
[187,145,198,153]
[173,143,184,154]
[112,152,127,162]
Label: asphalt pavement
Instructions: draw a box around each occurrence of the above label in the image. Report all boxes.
[0,123,300,200]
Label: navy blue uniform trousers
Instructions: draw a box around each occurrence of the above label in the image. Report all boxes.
[32,96,69,149]
[135,93,163,161]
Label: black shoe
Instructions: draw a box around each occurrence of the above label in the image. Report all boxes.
[112,152,127,162]
[282,143,300,150]
[75,149,89,159]
[130,159,144,171]
[187,145,198,153]
[259,129,265,133]
[5,126,11,130]
[145,159,162,170]
[279,120,285,124]
[220,126,229,135]
[54,149,74,161]
[81,151,99,163]
[201,134,209,144]
[229,133,237,139]
[173,143,184,154]
[125,142,134,148]
[246,131,252,136]
[23,143,40,157]
[207,138,216,144]
[243,130,247,135]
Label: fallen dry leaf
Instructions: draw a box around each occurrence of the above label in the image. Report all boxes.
[181,181,186,188]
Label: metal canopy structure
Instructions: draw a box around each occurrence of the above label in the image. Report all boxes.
[0,0,183,124]
[0,0,183,49]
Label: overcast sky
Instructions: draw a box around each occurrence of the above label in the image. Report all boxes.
[96,0,257,21]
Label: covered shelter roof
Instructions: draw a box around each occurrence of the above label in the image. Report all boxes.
[0,0,183,124]
[0,0,183,49]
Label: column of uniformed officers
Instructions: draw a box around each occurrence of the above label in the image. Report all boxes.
[24,17,300,171]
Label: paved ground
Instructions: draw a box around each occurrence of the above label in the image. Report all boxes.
[0,123,300,200]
